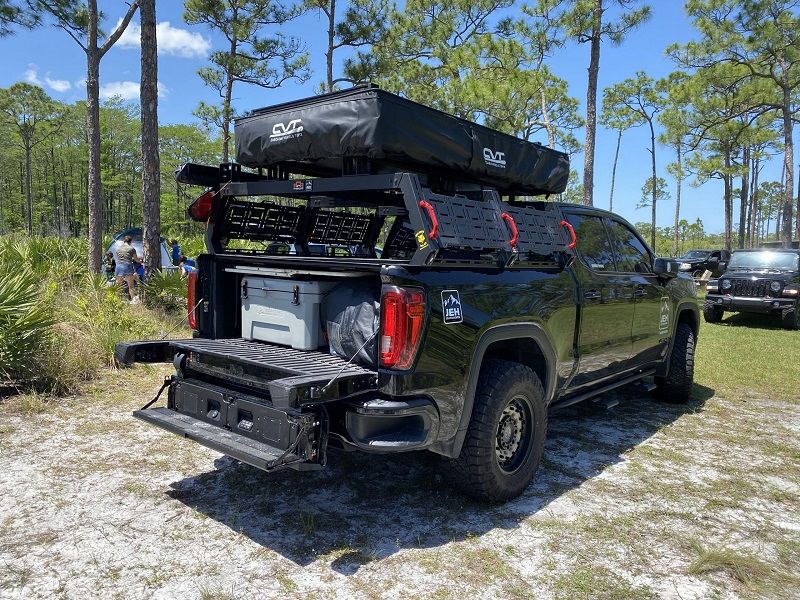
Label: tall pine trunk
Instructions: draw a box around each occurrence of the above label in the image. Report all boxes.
[673,141,682,256]
[326,0,336,92]
[781,92,794,244]
[86,2,103,272]
[748,154,759,248]
[582,0,602,206]
[737,146,749,249]
[648,119,657,251]
[608,129,621,212]
[141,0,161,282]
[24,141,32,234]
[723,150,733,251]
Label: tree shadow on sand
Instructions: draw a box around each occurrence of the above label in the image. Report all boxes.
[166,383,714,574]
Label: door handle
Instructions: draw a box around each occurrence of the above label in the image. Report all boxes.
[634,287,646,298]
[584,290,601,301]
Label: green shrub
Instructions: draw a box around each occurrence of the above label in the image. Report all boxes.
[0,268,54,383]
[142,269,187,313]
[0,235,192,397]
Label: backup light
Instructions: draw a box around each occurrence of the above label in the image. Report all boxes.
[380,286,426,369]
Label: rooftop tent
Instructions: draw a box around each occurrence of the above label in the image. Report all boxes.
[234,85,570,197]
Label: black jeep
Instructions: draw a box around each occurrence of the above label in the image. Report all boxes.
[677,249,730,278]
[118,87,699,502]
[704,249,800,329]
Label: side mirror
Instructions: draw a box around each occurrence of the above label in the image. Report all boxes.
[653,257,679,278]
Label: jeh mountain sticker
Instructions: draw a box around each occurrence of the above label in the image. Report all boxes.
[442,290,463,324]
[659,297,671,335]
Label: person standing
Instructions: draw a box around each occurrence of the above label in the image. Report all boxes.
[171,239,181,266]
[115,235,138,301]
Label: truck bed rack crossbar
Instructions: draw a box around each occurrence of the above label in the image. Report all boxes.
[171,338,377,407]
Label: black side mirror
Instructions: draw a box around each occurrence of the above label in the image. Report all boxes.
[654,257,679,278]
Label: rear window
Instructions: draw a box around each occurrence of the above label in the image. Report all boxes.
[564,214,616,271]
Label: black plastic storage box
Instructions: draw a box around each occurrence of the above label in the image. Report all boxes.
[234,85,570,197]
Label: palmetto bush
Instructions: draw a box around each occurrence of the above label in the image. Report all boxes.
[0,267,54,384]
[142,269,187,313]
[0,236,190,396]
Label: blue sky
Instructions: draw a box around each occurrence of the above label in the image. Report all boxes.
[0,1,793,235]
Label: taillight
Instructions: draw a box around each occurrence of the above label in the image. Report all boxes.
[188,189,214,221]
[380,286,425,369]
[187,270,198,330]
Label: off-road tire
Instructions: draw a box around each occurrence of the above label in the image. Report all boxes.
[655,322,695,404]
[703,304,723,323]
[449,360,547,503]
[781,305,800,330]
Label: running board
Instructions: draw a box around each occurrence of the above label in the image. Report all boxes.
[550,369,656,411]
[133,407,318,472]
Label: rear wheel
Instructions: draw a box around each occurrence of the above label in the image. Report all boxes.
[781,305,800,330]
[450,360,547,502]
[703,304,723,323]
[655,322,695,404]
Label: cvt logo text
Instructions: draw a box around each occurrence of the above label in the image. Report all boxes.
[269,119,304,142]
[483,147,507,169]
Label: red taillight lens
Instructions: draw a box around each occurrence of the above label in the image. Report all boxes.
[188,189,214,222]
[380,286,425,369]
[187,270,198,330]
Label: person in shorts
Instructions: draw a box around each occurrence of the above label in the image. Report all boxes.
[115,235,138,301]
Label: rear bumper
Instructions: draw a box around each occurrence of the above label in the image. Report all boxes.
[135,377,441,474]
[705,294,797,314]
[343,397,440,453]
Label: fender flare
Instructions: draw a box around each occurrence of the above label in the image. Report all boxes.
[450,323,558,456]
[656,300,700,377]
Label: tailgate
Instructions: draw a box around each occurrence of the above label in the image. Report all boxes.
[134,378,322,472]
[171,338,378,407]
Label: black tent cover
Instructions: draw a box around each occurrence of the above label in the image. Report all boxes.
[234,85,570,196]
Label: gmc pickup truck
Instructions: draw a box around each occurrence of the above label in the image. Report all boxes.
[118,87,699,501]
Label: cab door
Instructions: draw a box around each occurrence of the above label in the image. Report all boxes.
[562,212,636,387]
[604,218,670,367]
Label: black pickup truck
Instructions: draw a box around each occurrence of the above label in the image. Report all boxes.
[704,248,800,329]
[119,87,699,501]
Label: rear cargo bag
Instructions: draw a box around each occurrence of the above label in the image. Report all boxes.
[234,86,570,196]
[322,280,379,368]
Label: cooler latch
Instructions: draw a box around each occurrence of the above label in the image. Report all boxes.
[292,284,300,305]
[241,279,248,299]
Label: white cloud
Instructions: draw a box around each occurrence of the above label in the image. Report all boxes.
[24,64,42,85]
[100,80,140,100]
[99,80,169,101]
[116,19,210,58]
[45,77,71,92]
[23,64,72,93]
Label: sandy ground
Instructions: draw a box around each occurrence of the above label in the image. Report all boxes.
[1,365,798,599]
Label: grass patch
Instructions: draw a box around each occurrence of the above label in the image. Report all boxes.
[554,563,656,600]
[687,541,772,585]
[695,317,800,401]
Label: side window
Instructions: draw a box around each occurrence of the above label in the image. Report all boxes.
[606,219,652,273]
[710,251,720,260]
[564,213,616,271]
